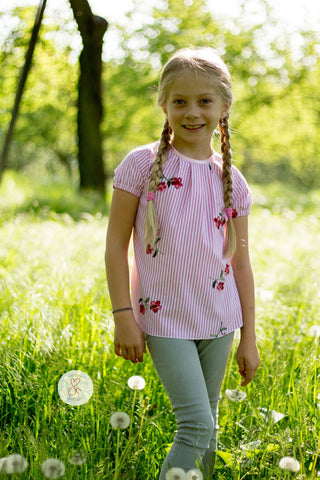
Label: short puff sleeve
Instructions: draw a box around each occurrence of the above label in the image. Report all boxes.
[113,145,155,197]
[232,166,253,217]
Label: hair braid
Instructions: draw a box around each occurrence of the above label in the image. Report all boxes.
[219,115,236,257]
[144,119,172,251]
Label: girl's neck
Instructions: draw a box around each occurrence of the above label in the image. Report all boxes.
[172,139,213,160]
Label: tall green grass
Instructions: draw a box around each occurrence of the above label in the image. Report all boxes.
[0,170,319,479]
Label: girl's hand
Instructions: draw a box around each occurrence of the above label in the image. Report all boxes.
[114,312,147,364]
[236,336,260,387]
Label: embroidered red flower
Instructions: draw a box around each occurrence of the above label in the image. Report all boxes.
[146,244,154,255]
[232,209,238,218]
[150,300,162,313]
[157,181,167,192]
[217,282,224,292]
[140,304,146,315]
[171,177,183,189]
[224,264,230,275]
[139,297,162,314]
[214,213,226,229]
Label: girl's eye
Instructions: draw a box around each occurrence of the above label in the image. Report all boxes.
[173,99,185,105]
[200,98,212,105]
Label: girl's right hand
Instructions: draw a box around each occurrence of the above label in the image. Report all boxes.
[114,312,147,364]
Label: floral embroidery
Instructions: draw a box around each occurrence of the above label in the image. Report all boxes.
[210,264,230,291]
[210,321,228,338]
[139,297,162,314]
[157,181,167,192]
[214,212,226,230]
[146,237,164,258]
[157,174,183,191]
[214,209,238,228]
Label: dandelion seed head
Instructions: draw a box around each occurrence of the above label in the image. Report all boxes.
[308,325,320,337]
[279,456,300,473]
[186,468,203,479]
[225,389,246,402]
[41,458,65,479]
[68,451,86,465]
[0,454,28,474]
[128,375,146,390]
[240,440,262,451]
[259,408,286,424]
[165,467,186,480]
[110,411,130,429]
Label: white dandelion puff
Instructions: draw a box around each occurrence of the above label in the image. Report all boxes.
[41,458,66,479]
[308,325,320,337]
[259,408,286,424]
[186,468,203,479]
[241,440,262,451]
[225,389,246,402]
[0,454,28,473]
[279,456,300,473]
[110,411,130,430]
[128,375,146,391]
[165,467,186,480]
[68,451,86,465]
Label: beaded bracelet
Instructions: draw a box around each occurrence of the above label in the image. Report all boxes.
[112,307,133,314]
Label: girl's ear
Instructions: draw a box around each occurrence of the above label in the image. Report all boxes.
[161,105,168,117]
[221,101,232,120]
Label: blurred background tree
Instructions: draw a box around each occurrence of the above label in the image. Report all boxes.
[0,0,319,190]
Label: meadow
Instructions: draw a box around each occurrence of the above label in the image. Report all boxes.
[0,170,319,479]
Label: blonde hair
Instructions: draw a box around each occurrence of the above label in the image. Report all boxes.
[145,47,236,257]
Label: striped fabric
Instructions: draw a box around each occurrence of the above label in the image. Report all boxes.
[113,142,252,339]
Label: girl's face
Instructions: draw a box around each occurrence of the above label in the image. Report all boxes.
[162,69,230,159]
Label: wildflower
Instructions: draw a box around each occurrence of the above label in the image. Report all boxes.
[186,468,203,479]
[110,411,130,430]
[225,389,246,402]
[0,453,28,473]
[68,451,86,465]
[165,467,186,480]
[128,375,146,391]
[41,458,65,479]
[279,456,300,473]
[308,325,320,337]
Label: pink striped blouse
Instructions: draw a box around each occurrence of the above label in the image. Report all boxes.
[113,142,252,339]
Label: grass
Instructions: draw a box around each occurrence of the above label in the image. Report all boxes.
[0,169,319,479]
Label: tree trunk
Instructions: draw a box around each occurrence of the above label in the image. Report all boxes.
[69,0,108,194]
[0,0,47,182]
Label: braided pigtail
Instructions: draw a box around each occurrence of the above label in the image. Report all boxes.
[219,114,236,258]
[144,119,172,251]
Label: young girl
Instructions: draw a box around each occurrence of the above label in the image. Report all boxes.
[105,47,260,478]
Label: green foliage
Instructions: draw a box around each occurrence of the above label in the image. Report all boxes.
[0,6,78,174]
[1,0,320,187]
[0,173,319,478]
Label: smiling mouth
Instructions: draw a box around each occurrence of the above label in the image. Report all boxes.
[183,124,204,130]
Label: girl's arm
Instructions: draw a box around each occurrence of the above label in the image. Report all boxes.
[105,188,146,364]
[231,215,260,386]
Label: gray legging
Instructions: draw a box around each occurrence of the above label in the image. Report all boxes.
[145,332,234,479]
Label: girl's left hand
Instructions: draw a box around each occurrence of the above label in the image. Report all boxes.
[236,337,260,387]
